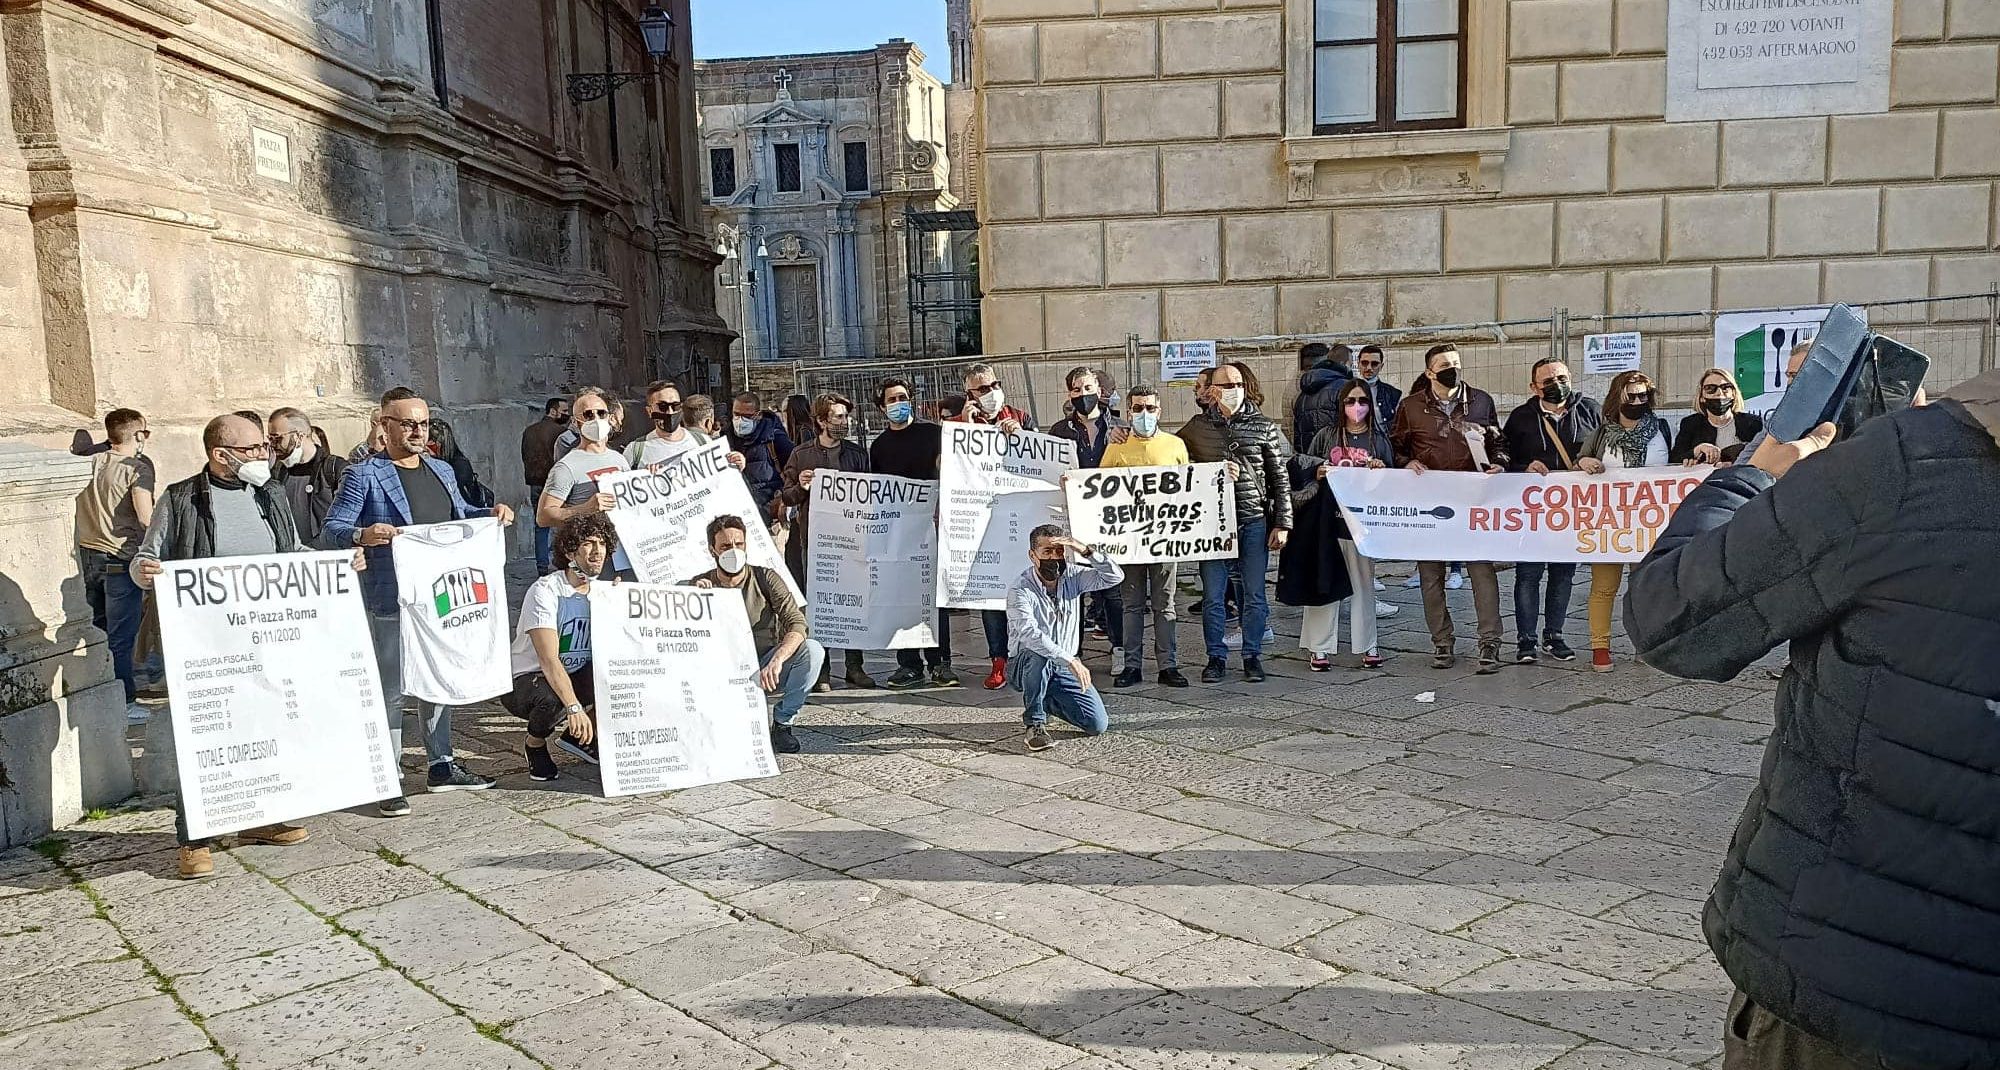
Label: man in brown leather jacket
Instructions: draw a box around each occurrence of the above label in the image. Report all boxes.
[1390,344,1509,672]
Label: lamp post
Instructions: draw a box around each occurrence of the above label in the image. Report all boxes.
[567,5,674,104]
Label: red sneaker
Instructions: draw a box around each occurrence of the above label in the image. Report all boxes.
[1592,648,1614,673]
[984,657,1008,690]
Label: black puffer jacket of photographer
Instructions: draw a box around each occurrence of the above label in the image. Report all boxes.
[1624,376,2000,1070]
[1177,401,1294,530]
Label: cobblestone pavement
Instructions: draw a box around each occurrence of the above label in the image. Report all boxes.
[0,571,1777,1070]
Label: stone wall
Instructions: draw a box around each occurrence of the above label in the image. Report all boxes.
[0,0,731,498]
[971,0,2000,370]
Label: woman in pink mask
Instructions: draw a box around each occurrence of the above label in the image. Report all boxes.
[1282,380,1398,671]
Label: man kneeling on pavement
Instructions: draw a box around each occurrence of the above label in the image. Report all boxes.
[689,514,824,754]
[1006,524,1123,752]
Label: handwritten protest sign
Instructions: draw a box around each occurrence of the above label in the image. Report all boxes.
[1062,463,1237,565]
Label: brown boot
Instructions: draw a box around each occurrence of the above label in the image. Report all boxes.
[178,845,214,880]
[238,823,311,847]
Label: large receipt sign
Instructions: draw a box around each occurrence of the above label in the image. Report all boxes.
[600,440,801,605]
[158,551,397,839]
[937,425,1074,610]
[590,583,778,797]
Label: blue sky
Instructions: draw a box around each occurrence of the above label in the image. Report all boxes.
[691,0,950,79]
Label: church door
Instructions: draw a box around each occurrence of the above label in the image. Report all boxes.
[772,264,822,362]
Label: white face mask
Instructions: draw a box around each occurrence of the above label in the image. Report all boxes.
[733,417,758,436]
[234,458,273,488]
[976,388,1005,417]
[717,548,747,575]
[580,417,613,444]
[282,443,308,467]
[1218,386,1246,413]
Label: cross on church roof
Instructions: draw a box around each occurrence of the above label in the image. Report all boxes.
[773,68,793,94]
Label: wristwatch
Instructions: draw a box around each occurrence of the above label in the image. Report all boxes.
[562,703,584,716]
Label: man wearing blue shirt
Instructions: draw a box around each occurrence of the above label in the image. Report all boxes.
[1005,524,1123,753]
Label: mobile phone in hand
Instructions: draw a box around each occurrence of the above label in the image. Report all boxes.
[1740,303,1871,460]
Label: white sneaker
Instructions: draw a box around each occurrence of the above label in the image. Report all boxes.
[1109,647,1125,674]
[1262,626,1276,646]
[1373,603,1399,618]
[1445,570,1466,590]
[1402,572,1422,589]
[126,701,151,725]
[1373,579,1386,592]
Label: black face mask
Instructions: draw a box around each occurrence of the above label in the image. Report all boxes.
[1702,398,1733,417]
[1036,557,1064,581]
[1434,367,1461,391]
[1072,394,1099,419]
[652,410,682,433]
[1540,382,1573,406]
[1622,396,1654,420]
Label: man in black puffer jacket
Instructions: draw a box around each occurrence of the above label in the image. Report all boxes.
[1291,342,1353,453]
[1179,360,1292,685]
[1625,368,2000,1070]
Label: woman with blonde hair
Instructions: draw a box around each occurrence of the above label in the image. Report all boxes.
[1576,370,1672,672]
[1671,366,1765,466]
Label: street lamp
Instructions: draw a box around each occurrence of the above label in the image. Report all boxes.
[567,5,674,104]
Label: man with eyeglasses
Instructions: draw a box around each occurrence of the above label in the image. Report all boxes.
[1050,366,1124,672]
[322,387,514,811]
[268,407,347,546]
[1502,358,1601,664]
[130,412,328,878]
[624,380,747,471]
[1353,345,1401,434]
[949,363,1038,690]
[522,397,569,575]
[76,408,155,722]
[1099,384,1191,688]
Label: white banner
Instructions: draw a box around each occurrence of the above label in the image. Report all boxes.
[1063,463,1238,565]
[589,584,778,797]
[808,473,938,649]
[937,425,1075,610]
[392,519,510,705]
[1161,340,1216,384]
[601,440,802,604]
[158,551,398,839]
[1327,466,1713,564]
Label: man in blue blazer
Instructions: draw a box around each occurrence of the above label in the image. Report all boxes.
[322,387,515,814]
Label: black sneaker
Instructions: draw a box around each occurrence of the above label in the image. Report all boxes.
[1025,726,1054,752]
[525,745,560,782]
[770,724,801,754]
[1200,657,1226,683]
[1158,668,1190,688]
[1517,645,1539,664]
[1543,638,1577,662]
[1432,650,1456,669]
[1476,644,1502,675]
[425,762,495,792]
[1242,657,1267,683]
[885,667,926,690]
[929,666,961,688]
[555,733,599,765]
[377,795,411,817]
[1113,668,1142,688]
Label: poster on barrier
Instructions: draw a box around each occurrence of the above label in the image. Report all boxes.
[601,440,802,604]
[158,550,397,840]
[808,473,937,649]
[1062,463,1237,565]
[937,425,1075,610]
[1327,466,1714,564]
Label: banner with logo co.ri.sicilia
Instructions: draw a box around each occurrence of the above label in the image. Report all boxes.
[1327,466,1715,563]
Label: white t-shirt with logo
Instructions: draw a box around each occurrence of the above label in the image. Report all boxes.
[393,519,511,705]
[511,572,593,678]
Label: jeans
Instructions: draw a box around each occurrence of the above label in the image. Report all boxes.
[368,611,455,770]
[1512,562,1577,648]
[981,609,1009,660]
[530,485,552,574]
[1588,563,1626,650]
[1119,563,1179,671]
[1091,587,1126,651]
[1419,561,1501,651]
[896,608,955,671]
[82,548,144,702]
[1011,651,1109,733]
[1200,517,1270,659]
[766,639,825,726]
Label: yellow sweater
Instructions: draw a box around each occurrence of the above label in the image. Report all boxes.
[1100,431,1191,468]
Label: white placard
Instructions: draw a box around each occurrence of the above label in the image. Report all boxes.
[392,519,511,705]
[1327,467,1713,564]
[808,473,938,649]
[1713,305,1867,414]
[252,127,292,183]
[158,551,397,840]
[601,440,802,604]
[1062,463,1238,565]
[1582,332,1643,376]
[1161,341,1217,384]
[1668,0,1890,121]
[589,584,778,797]
[937,424,1075,610]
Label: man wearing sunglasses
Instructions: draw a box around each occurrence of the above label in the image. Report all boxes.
[76,408,155,722]
[322,387,515,811]
[948,363,1038,690]
[1353,345,1401,434]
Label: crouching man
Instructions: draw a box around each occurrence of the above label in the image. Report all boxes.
[689,514,824,754]
[1006,525,1123,752]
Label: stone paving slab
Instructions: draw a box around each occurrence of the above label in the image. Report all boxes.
[0,583,1777,1068]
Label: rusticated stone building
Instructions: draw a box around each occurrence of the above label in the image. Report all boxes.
[0,0,729,480]
[970,0,2000,381]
